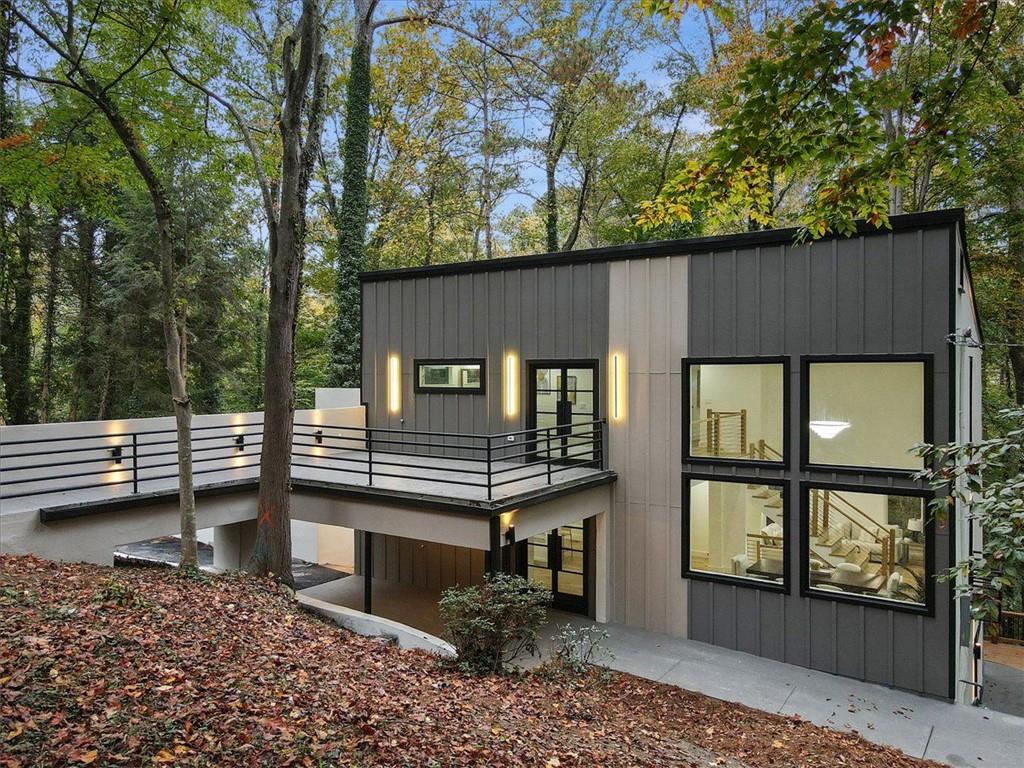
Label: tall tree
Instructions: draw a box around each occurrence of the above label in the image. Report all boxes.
[5,1,200,569]
[168,0,329,582]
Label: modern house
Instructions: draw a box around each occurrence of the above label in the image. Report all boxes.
[357,208,982,702]
[0,208,981,704]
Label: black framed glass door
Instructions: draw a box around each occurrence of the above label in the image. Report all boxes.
[517,521,587,613]
[527,360,598,464]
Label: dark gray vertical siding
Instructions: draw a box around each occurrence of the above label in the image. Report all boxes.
[685,224,954,698]
[361,262,610,437]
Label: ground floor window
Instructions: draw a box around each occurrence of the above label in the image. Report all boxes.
[683,476,786,588]
[804,486,928,607]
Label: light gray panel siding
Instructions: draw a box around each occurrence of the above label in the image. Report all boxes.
[685,222,955,698]
[607,255,688,636]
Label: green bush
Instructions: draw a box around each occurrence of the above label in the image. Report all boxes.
[438,573,551,674]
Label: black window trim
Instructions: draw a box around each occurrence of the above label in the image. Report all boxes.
[681,471,790,594]
[413,358,487,395]
[800,353,934,477]
[798,480,935,616]
[682,356,791,470]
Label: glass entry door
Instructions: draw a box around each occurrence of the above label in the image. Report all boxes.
[529,361,598,463]
[519,521,587,613]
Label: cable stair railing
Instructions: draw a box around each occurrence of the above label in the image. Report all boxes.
[690,409,783,461]
[810,488,898,580]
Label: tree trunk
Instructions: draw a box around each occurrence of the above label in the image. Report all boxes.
[545,149,559,252]
[249,0,326,585]
[3,203,35,424]
[331,0,374,389]
[562,163,590,251]
[39,213,62,422]
[79,70,198,571]
[70,215,97,421]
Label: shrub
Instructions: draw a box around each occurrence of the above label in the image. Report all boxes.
[548,623,613,676]
[438,573,550,674]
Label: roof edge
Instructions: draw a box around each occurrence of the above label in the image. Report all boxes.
[361,208,966,283]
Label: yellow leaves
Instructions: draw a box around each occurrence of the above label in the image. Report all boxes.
[152,748,176,763]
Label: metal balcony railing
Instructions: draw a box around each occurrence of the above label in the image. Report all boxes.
[0,419,607,504]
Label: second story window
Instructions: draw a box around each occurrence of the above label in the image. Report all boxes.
[803,356,930,473]
[685,358,787,465]
[414,359,486,394]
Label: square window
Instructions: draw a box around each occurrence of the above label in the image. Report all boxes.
[414,359,485,394]
[686,359,786,464]
[684,476,787,589]
[804,486,929,609]
[805,358,928,472]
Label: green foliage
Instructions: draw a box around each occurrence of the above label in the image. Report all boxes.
[639,0,1018,238]
[914,407,1024,622]
[438,573,551,675]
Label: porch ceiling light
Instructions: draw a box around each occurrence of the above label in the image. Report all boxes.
[809,420,850,439]
[388,355,401,414]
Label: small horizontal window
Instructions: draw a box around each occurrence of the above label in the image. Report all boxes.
[687,360,786,464]
[685,477,786,588]
[805,358,927,472]
[805,487,927,608]
[414,359,485,394]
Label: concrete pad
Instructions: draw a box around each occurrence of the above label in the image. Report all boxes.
[776,680,933,758]
[921,699,1024,767]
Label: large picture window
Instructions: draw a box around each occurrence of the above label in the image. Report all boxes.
[414,359,485,394]
[685,359,787,465]
[804,357,929,472]
[683,476,787,589]
[803,485,929,609]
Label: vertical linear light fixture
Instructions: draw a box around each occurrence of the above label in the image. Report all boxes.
[610,352,626,422]
[388,354,401,414]
[504,352,518,418]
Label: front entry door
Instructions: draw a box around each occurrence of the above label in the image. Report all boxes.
[518,521,587,613]
[528,361,598,463]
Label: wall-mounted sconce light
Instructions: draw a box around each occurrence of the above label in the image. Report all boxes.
[110,446,123,465]
[314,429,324,445]
[504,352,518,418]
[234,434,245,452]
[504,525,516,545]
[388,354,401,414]
[610,352,626,422]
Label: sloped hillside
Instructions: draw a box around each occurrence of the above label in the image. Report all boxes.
[0,556,944,767]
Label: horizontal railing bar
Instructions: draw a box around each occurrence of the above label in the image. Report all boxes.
[489,459,602,488]
[0,421,267,447]
[1,429,267,460]
[290,451,370,466]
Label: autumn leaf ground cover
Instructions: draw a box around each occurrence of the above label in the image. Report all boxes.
[1,556,946,767]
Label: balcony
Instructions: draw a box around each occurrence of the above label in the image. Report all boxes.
[0,408,614,519]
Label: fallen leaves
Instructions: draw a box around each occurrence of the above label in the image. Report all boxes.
[0,555,949,767]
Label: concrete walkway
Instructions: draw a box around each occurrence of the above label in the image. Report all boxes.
[532,613,1023,768]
